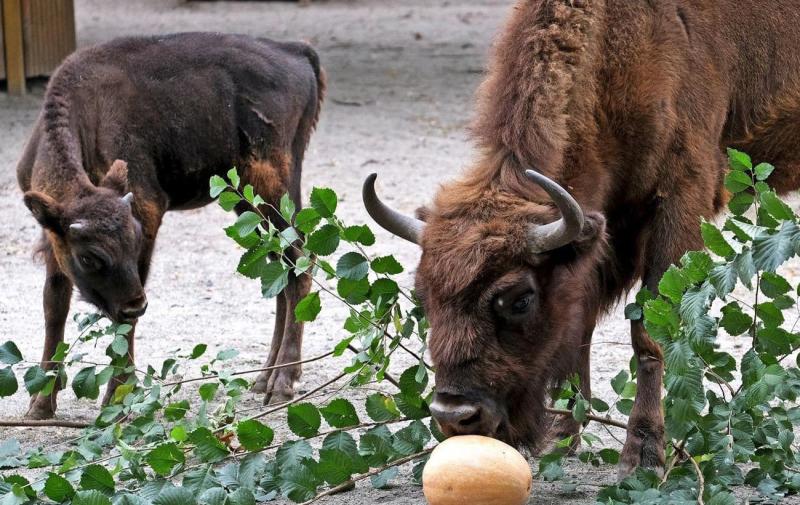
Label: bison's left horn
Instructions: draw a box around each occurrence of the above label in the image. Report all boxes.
[524,169,584,253]
[122,192,134,205]
[362,173,424,245]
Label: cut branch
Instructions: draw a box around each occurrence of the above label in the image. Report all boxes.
[546,407,628,430]
[0,419,91,429]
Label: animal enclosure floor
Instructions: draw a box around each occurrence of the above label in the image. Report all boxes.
[0,1,797,503]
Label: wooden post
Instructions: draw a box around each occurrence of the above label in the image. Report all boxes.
[2,0,25,95]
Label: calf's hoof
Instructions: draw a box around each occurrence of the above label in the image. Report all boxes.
[548,415,582,455]
[251,370,272,394]
[25,395,56,420]
[262,367,298,405]
[618,427,665,479]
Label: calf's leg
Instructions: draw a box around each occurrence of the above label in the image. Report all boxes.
[26,247,72,419]
[252,292,287,393]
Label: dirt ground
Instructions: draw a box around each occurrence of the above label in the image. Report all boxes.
[0,1,790,504]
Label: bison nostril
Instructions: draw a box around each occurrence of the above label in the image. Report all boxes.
[459,409,482,427]
[121,296,148,319]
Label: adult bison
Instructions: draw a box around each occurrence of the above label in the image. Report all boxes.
[17,32,324,419]
[364,0,800,475]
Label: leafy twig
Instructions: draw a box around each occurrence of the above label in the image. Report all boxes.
[546,407,628,430]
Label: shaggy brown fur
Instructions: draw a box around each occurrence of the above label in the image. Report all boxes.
[403,0,800,476]
[17,32,325,419]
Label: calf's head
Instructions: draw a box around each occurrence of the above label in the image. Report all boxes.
[24,160,147,323]
[363,167,606,450]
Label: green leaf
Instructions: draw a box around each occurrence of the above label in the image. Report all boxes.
[756,302,784,328]
[724,170,752,193]
[80,464,115,494]
[727,148,753,172]
[320,398,360,428]
[336,252,370,280]
[392,420,430,455]
[147,443,185,476]
[342,225,376,246]
[306,224,340,256]
[709,263,738,297]
[279,463,319,502]
[218,191,241,212]
[760,190,795,221]
[227,167,240,189]
[701,222,735,258]
[164,400,190,421]
[197,487,226,505]
[276,440,313,469]
[371,255,404,275]
[728,192,754,215]
[280,194,296,222]
[227,488,255,505]
[236,420,274,451]
[760,271,792,298]
[624,303,642,321]
[153,487,197,505]
[209,175,228,198]
[237,246,269,280]
[365,393,401,422]
[294,292,321,323]
[22,365,49,394]
[189,428,230,463]
[234,211,262,237]
[182,467,220,496]
[312,449,353,485]
[72,366,99,399]
[44,472,75,501]
[0,342,22,365]
[199,383,219,402]
[753,162,775,181]
[310,187,337,217]
[190,344,207,360]
[337,277,370,304]
[720,303,752,335]
[753,222,796,272]
[287,403,322,437]
[260,262,290,298]
[370,466,398,489]
[611,370,629,396]
[73,490,112,505]
[294,208,321,234]
[658,266,688,303]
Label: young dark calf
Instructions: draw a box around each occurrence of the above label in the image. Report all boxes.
[17,32,325,419]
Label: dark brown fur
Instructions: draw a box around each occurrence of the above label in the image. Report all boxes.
[415,0,800,475]
[17,32,325,419]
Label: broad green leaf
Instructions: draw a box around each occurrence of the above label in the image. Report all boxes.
[73,490,112,505]
[234,211,262,237]
[365,393,401,422]
[727,148,752,172]
[182,467,220,496]
[260,262,290,298]
[279,463,319,502]
[209,175,228,198]
[760,190,795,221]
[190,344,207,359]
[22,365,49,394]
[72,366,99,400]
[294,208,321,234]
[336,252,370,280]
[218,191,241,212]
[337,277,370,304]
[287,403,321,437]
[237,246,269,280]
[199,383,219,402]
[236,420,274,451]
[658,266,688,303]
[701,222,735,258]
[280,194,296,222]
[227,168,240,189]
[709,263,738,297]
[294,292,321,323]
[197,488,226,505]
[370,466,398,489]
[760,272,792,298]
[312,448,352,485]
[146,443,185,476]
[306,224,340,256]
[153,487,197,505]
[189,428,230,463]
[310,187,337,217]
[0,342,22,365]
[342,225,376,246]
[724,170,752,193]
[80,464,115,494]
[227,488,256,505]
[720,303,752,335]
[320,398,360,428]
[44,472,75,501]
[754,162,775,181]
[276,440,313,469]
[752,223,796,272]
[371,255,404,275]
[728,192,754,216]
[610,370,629,396]
[624,303,642,321]
[164,400,190,421]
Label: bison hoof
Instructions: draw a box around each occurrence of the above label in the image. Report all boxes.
[549,416,582,456]
[618,428,665,480]
[262,368,298,405]
[25,395,56,420]
[251,370,273,394]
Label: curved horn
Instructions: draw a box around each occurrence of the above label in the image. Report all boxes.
[121,192,134,205]
[524,169,584,253]
[69,221,86,231]
[362,173,424,245]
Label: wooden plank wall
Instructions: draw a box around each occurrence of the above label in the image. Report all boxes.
[0,5,5,80]
[22,0,75,77]
[2,0,26,94]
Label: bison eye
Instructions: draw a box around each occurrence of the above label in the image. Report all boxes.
[78,254,101,271]
[511,294,532,314]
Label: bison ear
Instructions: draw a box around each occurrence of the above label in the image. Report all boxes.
[101,159,129,194]
[572,211,606,251]
[415,206,432,222]
[24,191,66,235]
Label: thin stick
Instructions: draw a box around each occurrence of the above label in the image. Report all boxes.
[300,448,433,505]
[245,371,348,424]
[0,419,91,429]
[163,350,335,387]
[546,407,628,430]
[687,451,705,505]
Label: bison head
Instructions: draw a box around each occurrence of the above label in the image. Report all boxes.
[363,166,606,451]
[24,160,148,323]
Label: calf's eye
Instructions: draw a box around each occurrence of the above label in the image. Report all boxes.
[79,255,100,270]
[511,294,532,314]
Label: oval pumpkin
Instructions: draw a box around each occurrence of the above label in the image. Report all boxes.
[422,435,532,505]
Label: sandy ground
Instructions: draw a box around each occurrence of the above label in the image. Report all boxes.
[0,1,791,503]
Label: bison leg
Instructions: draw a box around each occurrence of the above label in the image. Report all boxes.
[252,292,287,393]
[263,265,312,405]
[26,247,72,419]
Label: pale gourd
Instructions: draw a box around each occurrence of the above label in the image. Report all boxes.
[422,435,532,505]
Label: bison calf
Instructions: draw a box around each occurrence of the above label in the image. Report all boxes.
[17,32,325,419]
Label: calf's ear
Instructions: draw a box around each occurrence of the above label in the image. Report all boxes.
[24,191,66,235]
[101,159,129,194]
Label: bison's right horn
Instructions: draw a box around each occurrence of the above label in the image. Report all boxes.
[362,173,424,245]
[524,169,584,253]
